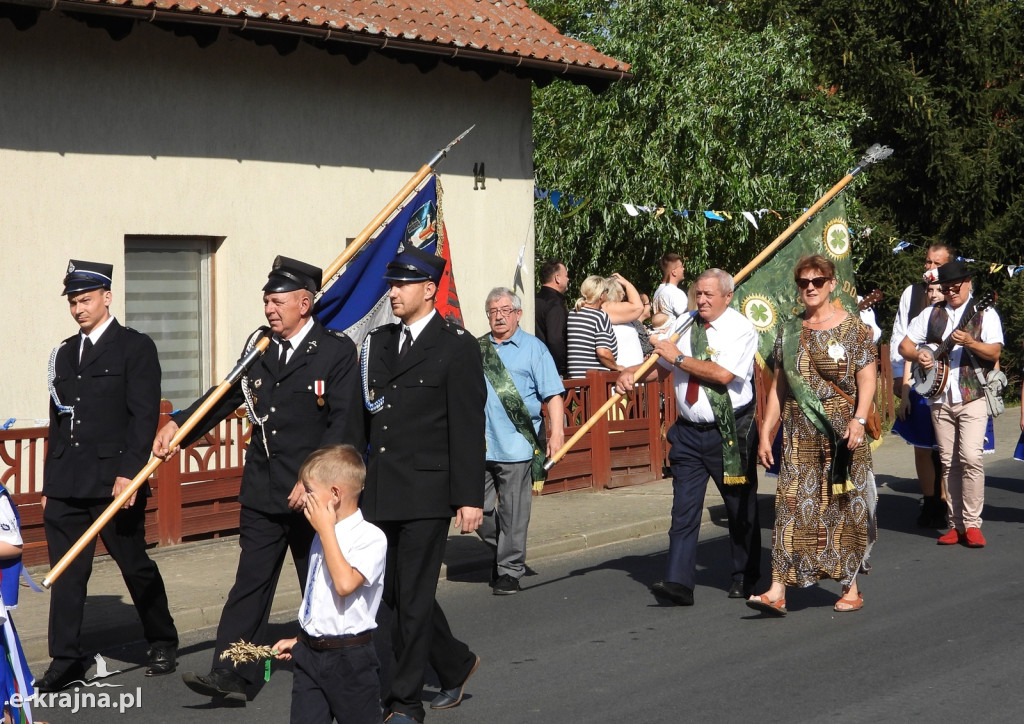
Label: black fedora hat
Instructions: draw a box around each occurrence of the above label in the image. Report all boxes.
[936,260,974,284]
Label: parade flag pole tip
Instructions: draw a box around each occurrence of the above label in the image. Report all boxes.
[428,125,476,169]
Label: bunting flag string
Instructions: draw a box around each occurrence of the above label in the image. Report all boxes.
[888,235,1024,278]
[535,184,798,229]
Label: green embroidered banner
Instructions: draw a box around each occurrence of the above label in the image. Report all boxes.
[730,197,859,366]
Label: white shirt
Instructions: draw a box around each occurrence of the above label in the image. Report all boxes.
[402,309,437,345]
[651,283,689,333]
[612,323,645,367]
[889,284,915,376]
[81,315,116,360]
[659,307,757,423]
[0,496,22,548]
[904,295,1004,405]
[298,509,387,637]
[276,315,315,364]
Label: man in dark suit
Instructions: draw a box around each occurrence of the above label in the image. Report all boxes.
[535,258,570,376]
[153,256,364,701]
[361,244,486,723]
[39,260,178,692]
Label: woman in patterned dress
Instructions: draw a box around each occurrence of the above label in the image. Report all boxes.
[748,254,877,616]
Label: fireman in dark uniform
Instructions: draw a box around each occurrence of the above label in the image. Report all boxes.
[154,256,364,701]
[40,259,178,692]
[361,244,486,723]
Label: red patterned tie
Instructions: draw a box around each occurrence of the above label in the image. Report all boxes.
[684,321,710,406]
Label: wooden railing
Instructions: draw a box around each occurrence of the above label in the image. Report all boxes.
[1,347,894,566]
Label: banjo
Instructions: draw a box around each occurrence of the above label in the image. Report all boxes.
[911,291,994,398]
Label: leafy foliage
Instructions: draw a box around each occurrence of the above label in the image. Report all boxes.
[532,0,1024,395]
[531,0,866,294]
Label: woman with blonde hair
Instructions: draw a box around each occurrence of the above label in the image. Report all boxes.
[566,275,619,377]
[602,274,645,367]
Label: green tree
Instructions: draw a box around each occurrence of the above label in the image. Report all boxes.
[531,0,868,295]
[743,0,1024,391]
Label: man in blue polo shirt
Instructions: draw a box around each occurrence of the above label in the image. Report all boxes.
[477,287,565,595]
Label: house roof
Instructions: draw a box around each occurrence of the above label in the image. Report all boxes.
[5,1,630,88]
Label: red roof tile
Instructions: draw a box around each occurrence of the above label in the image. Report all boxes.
[50,0,631,80]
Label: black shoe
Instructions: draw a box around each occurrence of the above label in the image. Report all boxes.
[182,668,247,701]
[34,660,87,693]
[727,580,754,599]
[429,654,480,709]
[146,644,177,677]
[651,580,694,606]
[492,574,521,595]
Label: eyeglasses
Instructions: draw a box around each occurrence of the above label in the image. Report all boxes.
[940,281,964,294]
[796,276,832,290]
[487,307,519,318]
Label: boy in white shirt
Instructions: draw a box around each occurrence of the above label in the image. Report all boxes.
[274,445,387,724]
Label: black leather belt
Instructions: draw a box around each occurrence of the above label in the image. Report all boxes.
[299,630,372,651]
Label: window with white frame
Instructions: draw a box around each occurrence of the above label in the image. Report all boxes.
[124,236,217,410]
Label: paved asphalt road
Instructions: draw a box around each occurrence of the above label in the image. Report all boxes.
[31,456,1023,724]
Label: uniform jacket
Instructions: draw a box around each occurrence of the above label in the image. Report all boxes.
[361,313,486,521]
[175,319,364,516]
[45,319,161,499]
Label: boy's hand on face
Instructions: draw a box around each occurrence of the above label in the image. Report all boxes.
[303,488,337,535]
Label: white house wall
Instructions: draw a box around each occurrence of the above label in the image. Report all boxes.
[1,12,535,423]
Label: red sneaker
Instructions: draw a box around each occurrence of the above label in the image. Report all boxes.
[963,527,986,548]
[936,529,962,545]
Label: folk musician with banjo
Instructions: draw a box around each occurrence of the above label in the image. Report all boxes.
[898,260,1003,548]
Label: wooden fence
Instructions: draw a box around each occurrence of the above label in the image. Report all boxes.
[1,347,895,567]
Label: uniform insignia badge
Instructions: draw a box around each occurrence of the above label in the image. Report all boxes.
[368,389,376,402]
[315,379,325,408]
[66,260,76,274]
[254,379,262,388]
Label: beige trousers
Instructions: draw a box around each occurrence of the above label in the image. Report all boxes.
[931,397,988,530]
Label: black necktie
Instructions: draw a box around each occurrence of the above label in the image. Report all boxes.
[79,337,93,370]
[399,328,412,359]
[277,340,291,372]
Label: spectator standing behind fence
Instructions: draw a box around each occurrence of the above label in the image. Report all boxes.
[650,252,688,337]
[566,275,619,377]
[602,273,646,367]
[535,259,570,376]
[477,288,565,595]
[636,293,655,358]
[751,254,877,617]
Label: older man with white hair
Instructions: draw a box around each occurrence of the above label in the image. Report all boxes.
[477,287,565,595]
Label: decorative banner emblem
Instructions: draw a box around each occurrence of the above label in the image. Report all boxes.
[741,294,777,333]
[823,218,851,259]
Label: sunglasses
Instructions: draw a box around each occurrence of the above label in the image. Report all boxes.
[796,276,832,290]
[940,281,964,294]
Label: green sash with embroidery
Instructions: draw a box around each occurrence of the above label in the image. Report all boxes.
[478,335,547,492]
[688,321,746,485]
[780,317,853,494]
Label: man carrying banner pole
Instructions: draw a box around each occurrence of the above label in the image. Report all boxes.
[617,269,761,605]
[154,257,365,701]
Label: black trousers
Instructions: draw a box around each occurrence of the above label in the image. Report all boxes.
[289,638,381,724]
[377,518,476,722]
[44,496,177,668]
[213,506,313,684]
[664,407,762,591]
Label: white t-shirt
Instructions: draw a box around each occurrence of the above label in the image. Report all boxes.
[612,323,645,367]
[298,509,387,637]
[651,283,689,332]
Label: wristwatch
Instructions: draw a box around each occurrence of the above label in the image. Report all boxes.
[674,354,686,367]
[854,416,867,426]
